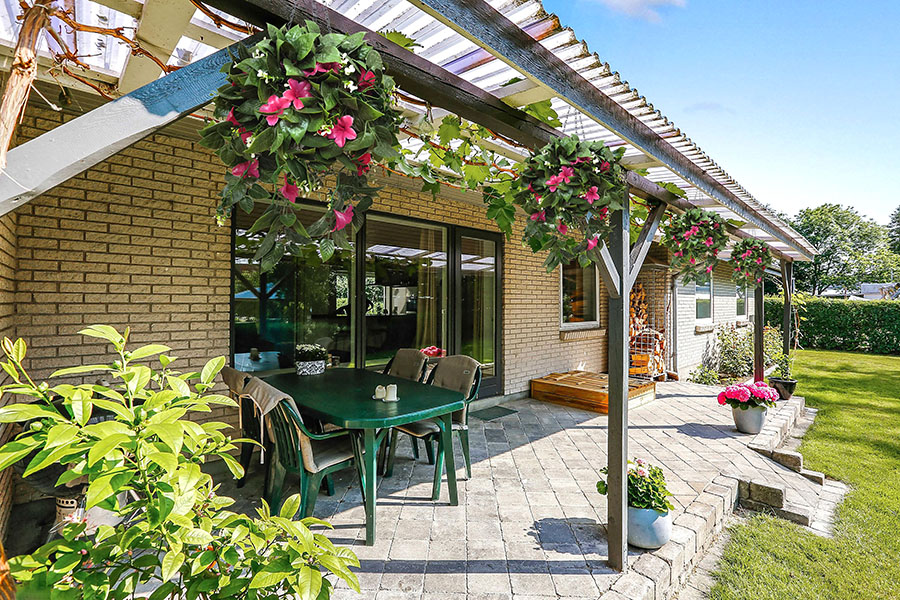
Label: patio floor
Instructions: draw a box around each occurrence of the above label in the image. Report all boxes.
[215,381,824,599]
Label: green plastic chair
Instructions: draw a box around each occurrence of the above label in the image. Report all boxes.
[263,394,361,518]
[385,355,482,484]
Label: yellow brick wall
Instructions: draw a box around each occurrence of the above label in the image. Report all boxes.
[0,105,610,539]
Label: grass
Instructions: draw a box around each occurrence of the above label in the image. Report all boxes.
[710,349,900,600]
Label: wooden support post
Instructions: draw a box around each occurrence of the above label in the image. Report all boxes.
[781,260,793,354]
[607,185,631,572]
[753,283,765,381]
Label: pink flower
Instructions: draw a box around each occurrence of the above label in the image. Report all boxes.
[260,94,291,126]
[303,62,341,77]
[683,230,693,240]
[332,205,354,232]
[741,250,753,259]
[327,115,357,148]
[674,251,683,257]
[582,186,600,204]
[225,107,240,127]
[713,222,720,228]
[587,236,599,250]
[356,152,372,176]
[755,257,763,264]
[689,257,696,265]
[598,207,609,218]
[283,78,312,110]
[559,166,574,183]
[557,222,568,236]
[239,128,252,145]
[600,161,611,173]
[546,174,564,192]
[706,265,714,273]
[703,237,714,247]
[573,156,591,164]
[717,392,727,406]
[690,225,700,235]
[231,159,259,179]
[530,210,546,222]
[279,174,299,203]
[358,70,376,89]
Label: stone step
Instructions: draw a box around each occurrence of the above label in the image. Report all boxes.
[735,477,814,526]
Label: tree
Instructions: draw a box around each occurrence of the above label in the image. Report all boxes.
[790,204,888,294]
[889,206,900,254]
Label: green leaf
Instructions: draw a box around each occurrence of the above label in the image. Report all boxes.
[167,375,192,399]
[200,356,226,385]
[295,566,323,600]
[181,528,214,547]
[315,45,342,64]
[378,30,420,51]
[319,238,335,262]
[147,450,178,474]
[78,325,125,346]
[145,423,184,454]
[247,126,276,155]
[279,493,302,520]
[50,364,112,378]
[219,452,245,480]
[0,403,63,423]
[87,433,130,467]
[130,344,172,361]
[0,438,41,471]
[85,471,131,509]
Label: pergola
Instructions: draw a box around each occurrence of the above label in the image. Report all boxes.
[0,0,814,571]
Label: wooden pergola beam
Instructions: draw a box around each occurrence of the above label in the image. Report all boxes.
[0,35,260,217]
[117,0,197,93]
[403,0,813,261]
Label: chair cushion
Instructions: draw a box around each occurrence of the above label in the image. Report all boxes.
[430,355,479,397]
[308,436,355,472]
[395,419,441,438]
[387,349,428,381]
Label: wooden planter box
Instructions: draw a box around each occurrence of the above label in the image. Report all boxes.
[530,371,656,414]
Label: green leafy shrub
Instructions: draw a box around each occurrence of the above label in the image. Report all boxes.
[0,326,359,599]
[715,324,782,378]
[772,352,795,379]
[688,364,720,385]
[597,459,674,513]
[765,296,900,355]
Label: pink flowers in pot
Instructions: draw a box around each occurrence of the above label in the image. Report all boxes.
[421,346,445,358]
[717,381,778,409]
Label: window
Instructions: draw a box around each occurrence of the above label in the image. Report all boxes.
[561,261,599,328]
[233,204,356,372]
[736,284,747,319]
[696,276,712,321]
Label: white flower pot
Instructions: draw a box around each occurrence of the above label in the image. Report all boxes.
[732,405,767,434]
[627,506,672,549]
[296,360,326,376]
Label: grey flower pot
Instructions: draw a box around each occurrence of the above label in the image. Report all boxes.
[732,405,767,434]
[296,360,326,376]
[627,506,672,549]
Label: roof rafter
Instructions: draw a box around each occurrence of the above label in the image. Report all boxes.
[116,0,196,93]
[403,0,812,260]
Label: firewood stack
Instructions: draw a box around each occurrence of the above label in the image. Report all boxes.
[629,283,668,380]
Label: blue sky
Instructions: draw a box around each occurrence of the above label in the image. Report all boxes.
[542,0,900,225]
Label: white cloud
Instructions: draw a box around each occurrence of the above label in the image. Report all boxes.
[593,0,686,22]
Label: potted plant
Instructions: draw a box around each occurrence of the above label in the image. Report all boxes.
[718,381,779,434]
[597,459,674,549]
[0,326,359,598]
[768,352,798,399]
[296,343,328,375]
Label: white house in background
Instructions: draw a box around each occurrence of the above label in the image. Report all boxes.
[859,283,900,300]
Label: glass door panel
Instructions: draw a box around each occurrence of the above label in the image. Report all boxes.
[457,232,501,395]
[364,215,448,370]
[233,205,355,372]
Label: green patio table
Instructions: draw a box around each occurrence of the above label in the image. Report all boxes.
[264,369,465,545]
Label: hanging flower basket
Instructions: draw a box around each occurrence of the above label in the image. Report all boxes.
[488,136,626,271]
[731,238,773,286]
[661,208,728,283]
[199,22,402,270]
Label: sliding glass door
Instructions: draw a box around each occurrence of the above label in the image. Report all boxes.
[232,209,502,396]
[455,229,502,396]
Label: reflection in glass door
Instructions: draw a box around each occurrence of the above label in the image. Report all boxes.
[457,232,501,396]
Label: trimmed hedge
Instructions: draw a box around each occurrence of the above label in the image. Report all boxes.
[765,297,900,355]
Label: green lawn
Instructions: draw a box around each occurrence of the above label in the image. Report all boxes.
[710,350,900,600]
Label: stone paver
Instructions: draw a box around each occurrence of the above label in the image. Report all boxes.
[216,381,829,599]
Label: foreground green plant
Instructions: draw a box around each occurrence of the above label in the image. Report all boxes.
[0,325,359,599]
[597,459,674,513]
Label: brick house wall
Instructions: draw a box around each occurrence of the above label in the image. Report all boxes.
[674,259,754,378]
[0,104,609,540]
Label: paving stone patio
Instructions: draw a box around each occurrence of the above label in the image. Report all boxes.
[217,381,828,599]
